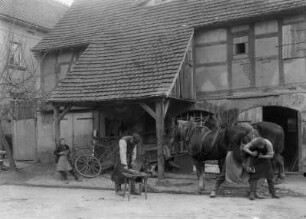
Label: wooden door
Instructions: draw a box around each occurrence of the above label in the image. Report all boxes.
[13,119,37,160]
[73,113,93,148]
[60,112,93,149]
[237,107,263,124]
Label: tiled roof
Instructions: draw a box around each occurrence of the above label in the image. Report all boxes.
[0,0,68,30]
[34,0,306,103]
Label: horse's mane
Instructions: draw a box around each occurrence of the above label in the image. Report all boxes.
[176,119,212,138]
[238,123,253,131]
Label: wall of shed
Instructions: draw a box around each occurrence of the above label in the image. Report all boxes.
[237,107,262,123]
[195,28,228,93]
[192,14,306,174]
[41,53,57,92]
[37,109,95,163]
[170,38,195,99]
[41,49,81,93]
[36,112,54,162]
[195,14,306,98]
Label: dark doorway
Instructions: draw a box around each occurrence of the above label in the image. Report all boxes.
[263,106,299,172]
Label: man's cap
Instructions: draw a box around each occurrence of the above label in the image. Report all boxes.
[132,133,142,144]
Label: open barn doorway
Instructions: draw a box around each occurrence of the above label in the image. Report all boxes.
[263,106,299,172]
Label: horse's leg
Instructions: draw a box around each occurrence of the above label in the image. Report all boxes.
[276,154,285,180]
[210,161,226,198]
[278,154,285,179]
[193,159,205,191]
[274,154,285,182]
[218,158,225,173]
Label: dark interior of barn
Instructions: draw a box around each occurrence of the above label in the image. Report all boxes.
[263,106,299,172]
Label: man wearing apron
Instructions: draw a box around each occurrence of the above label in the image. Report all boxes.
[111,133,142,196]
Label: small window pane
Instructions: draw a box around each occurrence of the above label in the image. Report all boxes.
[233,36,249,57]
[236,43,246,54]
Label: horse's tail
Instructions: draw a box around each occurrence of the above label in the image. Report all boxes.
[274,127,285,155]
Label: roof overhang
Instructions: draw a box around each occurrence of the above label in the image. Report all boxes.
[48,95,196,107]
[0,14,50,33]
[194,6,306,31]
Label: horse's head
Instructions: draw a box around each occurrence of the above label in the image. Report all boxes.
[169,119,186,145]
[239,123,259,144]
[169,117,197,146]
[205,114,221,130]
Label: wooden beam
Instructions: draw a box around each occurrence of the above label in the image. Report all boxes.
[139,103,157,120]
[52,104,60,145]
[163,100,170,119]
[249,23,255,87]
[298,111,302,173]
[227,28,233,91]
[278,19,284,85]
[155,100,165,180]
[58,104,72,122]
[53,104,72,146]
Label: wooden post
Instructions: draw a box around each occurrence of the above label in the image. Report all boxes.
[53,104,60,146]
[155,100,165,180]
[52,104,71,148]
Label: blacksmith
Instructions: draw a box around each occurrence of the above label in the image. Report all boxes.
[111,133,142,196]
[242,137,279,200]
[210,136,280,200]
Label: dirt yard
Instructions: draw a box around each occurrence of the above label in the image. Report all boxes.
[1,185,306,219]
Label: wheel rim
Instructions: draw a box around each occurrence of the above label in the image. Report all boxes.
[74,155,101,178]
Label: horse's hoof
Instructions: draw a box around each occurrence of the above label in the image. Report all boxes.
[274,178,282,185]
[209,191,216,198]
[271,194,280,199]
[249,192,255,200]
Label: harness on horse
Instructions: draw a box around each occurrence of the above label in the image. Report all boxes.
[184,124,219,157]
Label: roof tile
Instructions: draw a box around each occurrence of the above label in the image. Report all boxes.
[0,0,68,30]
[34,0,306,103]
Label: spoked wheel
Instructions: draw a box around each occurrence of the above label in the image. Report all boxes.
[74,155,102,178]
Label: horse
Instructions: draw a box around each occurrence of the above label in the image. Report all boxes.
[169,115,285,192]
[169,116,251,191]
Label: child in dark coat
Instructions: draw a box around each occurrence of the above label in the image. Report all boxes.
[54,139,81,184]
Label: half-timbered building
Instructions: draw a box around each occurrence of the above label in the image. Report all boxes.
[33,0,306,176]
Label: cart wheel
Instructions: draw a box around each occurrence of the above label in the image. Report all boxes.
[74,155,102,178]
